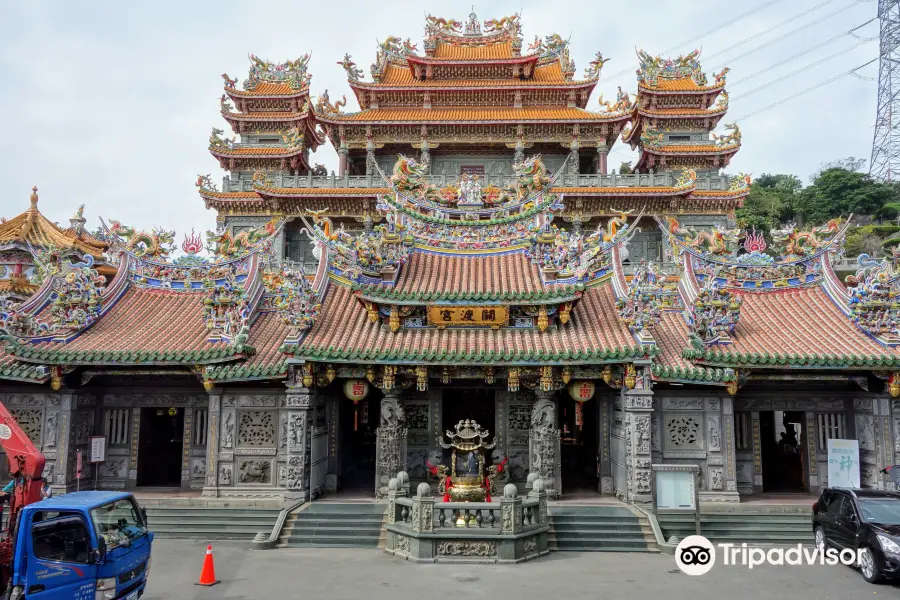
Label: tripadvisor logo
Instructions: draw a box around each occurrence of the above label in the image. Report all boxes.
[675,535,863,575]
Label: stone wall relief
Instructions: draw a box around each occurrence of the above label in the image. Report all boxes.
[856,414,875,452]
[221,412,235,449]
[665,415,703,450]
[9,409,42,446]
[405,403,429,430]
[44,411,58,449]
[287,413,305,452]
[707,416,721,452]
[219,464,233,485]
[237,459,272,484]
[664,398,704,410]
[100,459,127,478]
[709,467,724,490]
[191,459,207,479]
[237,411,276,447]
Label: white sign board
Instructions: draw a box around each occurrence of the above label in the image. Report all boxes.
[89,436,106,464]
[827,438,860,488]
[655,470,696,510]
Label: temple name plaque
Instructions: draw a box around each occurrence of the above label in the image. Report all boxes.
[427,306,509,328]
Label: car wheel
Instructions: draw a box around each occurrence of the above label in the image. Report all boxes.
[814,527,827,551]
[859,547,883,584]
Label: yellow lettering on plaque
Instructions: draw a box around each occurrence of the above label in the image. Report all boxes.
[426,306,509,328]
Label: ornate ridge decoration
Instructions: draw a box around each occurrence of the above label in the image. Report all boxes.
[617,261,668,343]
[370,36,419,82]
[1,253,105,340]
[261,264,322,342]
[243,54,311,91]
[659,216,852,290]
[845,248,900,344]
[106,220,176,259]
[195,173,219,193]
[583,52,610,80]
[728,172,752,192]
[635,48,707,87]
[640,124,664,149]
[337,53,364,82]
[597,86,633,115]
[688,272,742,346]
[712,123,741,147]
[202,275,250,344]
[173,230,209,267]
[208,127,234,151]
[205,218,279,260]
[314,90,347,116]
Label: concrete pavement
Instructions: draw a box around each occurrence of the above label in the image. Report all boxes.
[144,539,900,600]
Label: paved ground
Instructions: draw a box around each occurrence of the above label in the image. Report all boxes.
[143,539,900,600]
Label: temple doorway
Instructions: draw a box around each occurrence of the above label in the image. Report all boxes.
[441,388,495,436]
[340,397,376,490]
[137,407,184,487]
[760,410,806,492]
[559,395,598,492]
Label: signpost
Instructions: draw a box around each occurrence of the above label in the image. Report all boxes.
[75,450,82,492]
[827,439,860,488]
[89,436,106,491]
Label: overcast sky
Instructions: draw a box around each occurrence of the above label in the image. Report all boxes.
[0,0,879,249]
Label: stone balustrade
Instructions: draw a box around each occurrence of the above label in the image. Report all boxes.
[221,171,734,193]
[384,473,550,563]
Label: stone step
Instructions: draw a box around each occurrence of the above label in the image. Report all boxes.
[663,514,811,523]
[550,515,643,523]
[554,545,660,553]
[142,506,280,541]
[553,530,654,539]
[289,518,385,527]
[287,528,381,538]
[303,503,387,514]
[280,536,381,548]
[552,521,646,531]
[550,507,636,517]
[148,517,282,527]
[554,538,654,549]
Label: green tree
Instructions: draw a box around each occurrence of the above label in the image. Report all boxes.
[799,168,898,224]
[735,173,802,233]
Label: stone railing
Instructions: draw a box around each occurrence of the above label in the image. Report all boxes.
[384,473,550,563]
[221,172,733,193]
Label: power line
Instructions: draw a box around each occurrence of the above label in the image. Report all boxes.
[728,17,877,87]
[732,57,877,122]
[600,0,791,83]
[707,0,859,65]
[730,38,876,101]
[660,0,786,55]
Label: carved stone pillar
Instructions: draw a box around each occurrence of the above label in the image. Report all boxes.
[624,383,653,504]
[337,145,349,176]
[375,389,407,499]
[598,396,613,495]
[722,395,738,496]
[873,397,894,490]
[596,145,609,175]
[55,391,77,490]
[568,139,580,175]
[365,149,375,176]
[513,141,525,165]
[751,411,763,492]
[284,386,314,503]
[202,389,222,497]
[528,391,560,499]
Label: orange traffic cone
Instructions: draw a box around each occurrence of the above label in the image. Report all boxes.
[195,544,220,586]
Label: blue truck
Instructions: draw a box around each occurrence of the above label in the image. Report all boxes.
[4,491,152,600]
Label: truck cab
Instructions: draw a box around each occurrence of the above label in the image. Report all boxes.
[7,491,152,600]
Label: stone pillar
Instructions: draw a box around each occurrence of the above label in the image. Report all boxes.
[873,397,894,490]
[751,411,763,492]
[420,141,431,169]
[598,396,613,495]
[597,145,609,175]
[375,389,407,498]
[54,391,77,490]
[513,141,525,165]
[284,386,314,503]
[202,389,222,496]
[337,145,349,176]
[365,149,375,176]
[722,396,738,496]
[325,396,340,493]
[623,384,653,504]
[528,391,560,499]
[568,139,580,175]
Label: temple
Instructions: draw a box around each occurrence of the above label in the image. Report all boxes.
[0,12,897,510]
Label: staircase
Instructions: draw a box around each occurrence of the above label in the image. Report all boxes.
[278,502,386,548]
[658,509,813,545]
[144,505,282,540]
[550,506,658,552]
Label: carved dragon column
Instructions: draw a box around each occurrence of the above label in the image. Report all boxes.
[529,391,561,499]
[375,387,407,499]
[624,366,654,504]
[284,373,315,504]
[201,387,222,497]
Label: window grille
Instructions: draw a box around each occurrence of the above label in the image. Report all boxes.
[193,409,208,446]
[817,413,846,450]
[104,409,129,445]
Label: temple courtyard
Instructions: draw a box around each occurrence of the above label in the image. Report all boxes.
[144,539,899,599]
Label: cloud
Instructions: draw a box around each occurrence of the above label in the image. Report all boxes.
[0,0,879,241]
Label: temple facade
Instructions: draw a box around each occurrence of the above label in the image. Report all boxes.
[1,12,898,505]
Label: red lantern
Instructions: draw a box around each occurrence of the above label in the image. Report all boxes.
[343,379,370,431]
[568,380,595,402]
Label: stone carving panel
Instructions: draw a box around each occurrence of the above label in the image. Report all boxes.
[7,394,43,407]
[191,459,207,479]
[664,398,703,410]
[709,467,724,490]
[43,412,58,448]
[508,450,529,482]
[665,415,703,449]
[10,409,42,446]
[237,411,276,447]
[287,413,305,452]
[237,459,272,484]
[508,405,531,431]
[221,412,235,449]
[705,398,721,412]
[436,541,497,557]
[405,404,429,430]
[100,458,127,478]
[407,448,428,480]
[633,416,650,454]
[219,464,233,485]
[238,395,277,408]
[285,456,304,489]
[707,417,721,452]
[856,415,875,452]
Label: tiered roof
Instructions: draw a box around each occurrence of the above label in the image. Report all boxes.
[624,50,739,172]
[212,55,324,174]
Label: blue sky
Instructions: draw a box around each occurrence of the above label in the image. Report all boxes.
[0,0,879,246]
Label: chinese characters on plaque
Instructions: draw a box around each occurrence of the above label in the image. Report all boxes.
[426,306,509,328]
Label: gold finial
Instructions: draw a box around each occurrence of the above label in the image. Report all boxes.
[29,186,38,207]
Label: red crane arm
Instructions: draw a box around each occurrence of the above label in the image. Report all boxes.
[0,401,46,520]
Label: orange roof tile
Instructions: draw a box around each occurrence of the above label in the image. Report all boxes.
[638,106,726,117]
[372,62,572,87]
[323,106,624,123]
[227,82,308,97]
[258,187,387,196]
[433,41,513,60]
[298,282,644,364]
[392,252,544,296]
[0,189,106,258]
[553,186,685,196]
[209,146,304,156]
[223,111,309,120]
[638,77,724,93]
[653,312,696,372]
[650,144,738,154]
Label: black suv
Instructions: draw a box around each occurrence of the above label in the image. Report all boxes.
[812,488,900,583]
